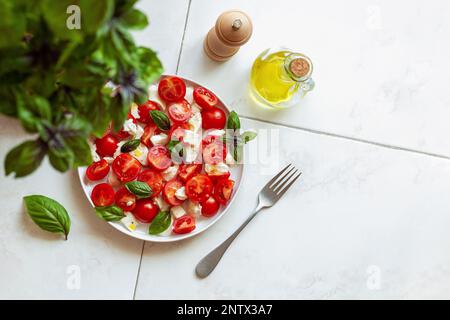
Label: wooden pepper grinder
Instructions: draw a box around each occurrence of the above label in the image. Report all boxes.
[204,10,253,62]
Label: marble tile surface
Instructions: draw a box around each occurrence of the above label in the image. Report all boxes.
[178,0,450,157]
[135,118,450,299]
[133,0,190,73]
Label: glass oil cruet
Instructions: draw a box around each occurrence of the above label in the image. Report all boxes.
[250,48,315,109]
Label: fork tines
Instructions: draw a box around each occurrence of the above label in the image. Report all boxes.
[269,163,302,197]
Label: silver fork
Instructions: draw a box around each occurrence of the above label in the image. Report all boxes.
[195,164,302,278]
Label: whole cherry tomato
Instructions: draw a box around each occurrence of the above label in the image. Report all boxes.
[95,134,119,157]
[201,196,220,217]
[201,108,226,130]
[132,198,159,223]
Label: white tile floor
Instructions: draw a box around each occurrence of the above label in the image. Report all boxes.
[1,0,450,299]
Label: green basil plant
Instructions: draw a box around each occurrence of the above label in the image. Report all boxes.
[0,0,163,178]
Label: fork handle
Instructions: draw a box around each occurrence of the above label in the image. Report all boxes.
[195,204,263,278]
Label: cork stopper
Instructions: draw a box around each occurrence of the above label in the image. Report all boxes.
[289,58,310,78]
[285,53,313,81]
[204,10,253,61]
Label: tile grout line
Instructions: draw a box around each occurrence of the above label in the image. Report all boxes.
[240,115,450,161]
[132,241,145,300]
[175,0,192,75]
[132,0,192,300]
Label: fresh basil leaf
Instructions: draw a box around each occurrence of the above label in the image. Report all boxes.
[120,9,148,30]
[134,47,163,85]
[121,139,140,153]
[23,195,71,240]
[59,116,92,137]
[241,130,257,144]
[4,140,46,178]
[0,1,26,48]
[0,0,162,178]
[65,136,92,167]
[59,65,107,89]
[149,211,171,235]
[125,181,153,199]
[150,110,171,131]
[0,86,18,116]
[226,111,241,131]
[95,205,125,221]
[79,0,114,33]
[32,96,52,122]
[41,0,83,41]
[16,93,38,133]
[48,144,75,172]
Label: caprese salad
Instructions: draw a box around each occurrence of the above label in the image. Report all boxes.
[85,76,255,236]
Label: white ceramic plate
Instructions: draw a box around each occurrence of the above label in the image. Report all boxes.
[78,75,244,242]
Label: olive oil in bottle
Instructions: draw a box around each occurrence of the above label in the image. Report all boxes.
[250,48,314,109]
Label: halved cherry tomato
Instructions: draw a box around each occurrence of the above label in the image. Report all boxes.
[172,215,196,234]
[207,169,230,181]
[201,196,220,217]
[169,123,190,142]
[147,145,172,170]
[115,114,137,140]
[112,153,142,182]
[193,87,218,110]
[177,163,202,182]
[138,100,161,124]
[185,174,213,202]
[95,134,119,157]
[163,179,184,206]
[168,99,192,123]
[202,141,226,165]
[138,169,164,197]
[214,178,235,205]
[114,187,136,211]
[132,198,158,223]
[201,108,226,130]
[141,123,160,147]
[158,76,186,102]
[86,159,110,181]
[91,183,115,207]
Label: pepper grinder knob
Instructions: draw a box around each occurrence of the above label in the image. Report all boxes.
[204,10,253,62]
